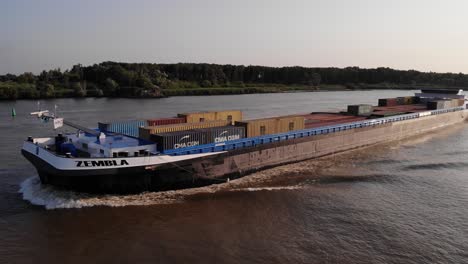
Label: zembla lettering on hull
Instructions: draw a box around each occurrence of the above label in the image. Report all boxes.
[75,160,129,167]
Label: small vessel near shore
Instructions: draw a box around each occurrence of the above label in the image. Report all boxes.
[22,90,467,194]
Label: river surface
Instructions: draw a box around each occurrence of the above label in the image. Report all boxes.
[1,90,468,264]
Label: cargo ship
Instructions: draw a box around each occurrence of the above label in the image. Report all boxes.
[22,90,467,193]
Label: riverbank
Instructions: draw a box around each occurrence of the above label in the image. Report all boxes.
[2,62,467,100]
[0,82,462,100]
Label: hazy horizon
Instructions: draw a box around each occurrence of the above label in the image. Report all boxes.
[2,0,468,75]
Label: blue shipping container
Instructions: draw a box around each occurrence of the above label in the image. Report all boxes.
[98,120,148,137]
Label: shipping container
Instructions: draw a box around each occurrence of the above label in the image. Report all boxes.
[178,112,216,123]
[235,118,277,137]
[451,98,465,107]
[396,97,405,105]
[374,104,428,113]
[177,110,242,124]
[151,131,207,151]
[214,110,243,124]
[98,120,147,138]
[147,117,186,126]
[347,104,373,116]
[378,98,398,107]
[235,116,305,137]
[277,116,304,132]
[195,126,245,143]
[139,120,231,140]
[426,101,439,110]
[427,100,452,110]
[441,100,452,109]
[396,96,418,105]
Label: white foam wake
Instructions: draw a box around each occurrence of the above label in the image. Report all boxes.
[18,177,185,209]
[235,186,303,192]
[18,176,305,210]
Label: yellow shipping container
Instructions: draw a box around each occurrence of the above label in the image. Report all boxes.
[178,110,242,124]
[235,116,305,137]
[451,98,464,107]
[178,112,217,123]
[277,116,304,132]
[404,96,414,104]
[458,99,465,106]
[215,110,243,124]
[139,120,231,140]
[235,118,277,138]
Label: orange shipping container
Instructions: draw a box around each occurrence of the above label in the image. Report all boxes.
[214,110,242,124]
[235,116,305,137]
[177,110,242,124]
[177,112,217,123]
[452,98,465,107]
[139,120,231,140]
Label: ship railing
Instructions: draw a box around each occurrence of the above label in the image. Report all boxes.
[163,106,466,156]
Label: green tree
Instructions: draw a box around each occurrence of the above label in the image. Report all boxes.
[17,72,36,83]
[135,75,153,89]
[310,73,321,87]
[72,82,86,97]
[0,85,18,99]
[39,84,55,97]
[104,78,118,96]
[201,80,212,87]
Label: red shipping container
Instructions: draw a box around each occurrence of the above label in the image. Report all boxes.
[147,117,186,126]
[378,98,398,107]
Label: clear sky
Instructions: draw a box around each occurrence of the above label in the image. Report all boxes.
[1,0,468,74]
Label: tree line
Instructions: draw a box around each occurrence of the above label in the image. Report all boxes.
[1,61,467,99]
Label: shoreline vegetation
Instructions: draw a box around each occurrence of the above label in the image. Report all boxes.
[1,62,467,100]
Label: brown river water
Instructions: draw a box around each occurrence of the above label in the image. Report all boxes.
[1,90,468,263]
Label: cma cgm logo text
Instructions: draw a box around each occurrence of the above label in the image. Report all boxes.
[75,160,129,167]
[174,135,200,149]
[214,134,240,143]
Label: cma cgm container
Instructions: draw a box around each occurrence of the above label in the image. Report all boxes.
[151,131,207,152]
[139,120,231,140]
[98,120,147,137]
[178,110,242,124]
[195,126,245,144]
[235,116,305,137]
[147,117,185,126]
